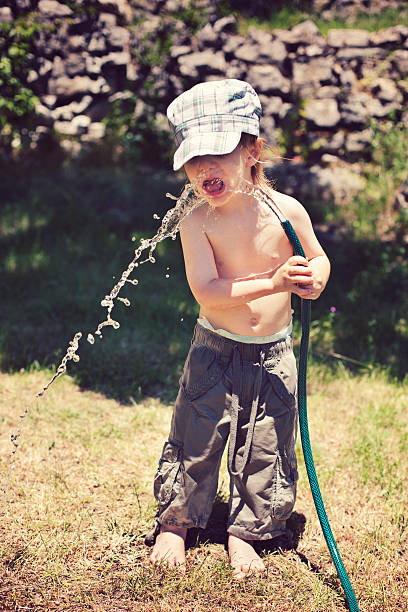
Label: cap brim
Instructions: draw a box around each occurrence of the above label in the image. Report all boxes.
[173,131,242,171]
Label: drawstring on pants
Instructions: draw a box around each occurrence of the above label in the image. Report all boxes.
[228,345,265,477]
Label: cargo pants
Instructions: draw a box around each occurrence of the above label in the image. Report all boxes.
[145,322,298,544]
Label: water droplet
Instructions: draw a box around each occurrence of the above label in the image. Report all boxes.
[112,321,120,330]
[153,213,160,219]
[118,297,131,306]
[132,236,136,241]
[73,355,80,362]
[87,334,95,344]
[165,274,169,278]
[180,317,184,322]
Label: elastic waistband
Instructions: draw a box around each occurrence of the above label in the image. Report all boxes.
[193,321,293,362]
[197,317,292,344]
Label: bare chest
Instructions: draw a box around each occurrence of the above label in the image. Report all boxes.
[205,211,292,277]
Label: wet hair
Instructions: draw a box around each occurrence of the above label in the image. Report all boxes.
[239,132,274,192]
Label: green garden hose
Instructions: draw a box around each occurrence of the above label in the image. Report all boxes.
[281,219,359,612]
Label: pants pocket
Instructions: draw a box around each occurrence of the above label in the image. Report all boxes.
[154,440,184,510]
[182,343,226,400]
[265,349,297,410]
[271,450,298,521]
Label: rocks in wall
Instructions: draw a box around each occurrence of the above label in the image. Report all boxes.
[25,0,137,146]
[393,178,408,233]
[160,10,407,208]
[167,16,408,155]
[312,0,406,20]
[2,0,408,197]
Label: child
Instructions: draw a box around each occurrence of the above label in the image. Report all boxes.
[146,79,330,579]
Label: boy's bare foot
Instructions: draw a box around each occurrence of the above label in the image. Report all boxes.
[149,524,187,571]
[228,534,266,580]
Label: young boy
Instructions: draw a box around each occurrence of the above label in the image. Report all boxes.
[146,79,330,579]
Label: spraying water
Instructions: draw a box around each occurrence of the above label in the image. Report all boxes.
[36,183,203,398]
[10,173,278,451]
[7,183,203,455]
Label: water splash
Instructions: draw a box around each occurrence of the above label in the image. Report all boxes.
[33,178,280,401]
[234,180,286,222]
[10,176,280,453]
[9,331,83,456]
[37,332,82,397]
[186,170,284,223]
[34,183,202,398]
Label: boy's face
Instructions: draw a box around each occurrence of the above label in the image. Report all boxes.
[183,142,258,207]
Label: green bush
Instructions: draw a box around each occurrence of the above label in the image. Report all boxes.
[0,15,41,153]
[345,120,407,237]
[98,95,173,169]
[308,120,408,377]
[322,237,408,377]
[168,0,209,34]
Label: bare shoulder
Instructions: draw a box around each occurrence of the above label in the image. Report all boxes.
[180,202,209,233]
[271,190,309,223]
[271,189,325,258]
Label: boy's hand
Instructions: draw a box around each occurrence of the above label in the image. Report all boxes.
[272,256,323,300]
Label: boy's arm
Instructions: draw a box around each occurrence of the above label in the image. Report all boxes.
[281,195,331,300]
[180,212,315,310]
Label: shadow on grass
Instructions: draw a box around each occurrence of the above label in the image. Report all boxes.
[185,497,306,555]
[0,160,199,403]
[186,499,349,605]
[1,157,407,407]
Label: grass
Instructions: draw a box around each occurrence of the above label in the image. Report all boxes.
[0,155,406,608]
[0,151,407,388]
[0,161,200,402]
[235,4,408,36]
[1,362,407,610]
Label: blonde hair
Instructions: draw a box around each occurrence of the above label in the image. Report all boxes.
[239,132,275,193]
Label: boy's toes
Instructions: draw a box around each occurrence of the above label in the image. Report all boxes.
[231,557,266,580]
[149,526,187,571]
[228,535,266,580]
[150,549,186,569]
[232,567,247,580]
[176,560,186,572]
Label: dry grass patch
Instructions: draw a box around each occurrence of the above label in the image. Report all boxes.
[0,366,407,611]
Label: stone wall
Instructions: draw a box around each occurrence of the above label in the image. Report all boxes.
[2,0,408,207]
[311,0,406,19]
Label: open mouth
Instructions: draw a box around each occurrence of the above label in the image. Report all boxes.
[202,177,225,196]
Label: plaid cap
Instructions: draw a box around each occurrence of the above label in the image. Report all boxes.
[167,79,262,171]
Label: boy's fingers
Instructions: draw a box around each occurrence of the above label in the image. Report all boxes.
[288,255,309,266]
[289,266,313,276]
[294,285,314,297]
[292,276,314,285]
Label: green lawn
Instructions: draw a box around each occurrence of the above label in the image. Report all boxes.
[1,158,407,610]
[1,363,407,610]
